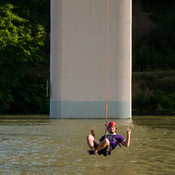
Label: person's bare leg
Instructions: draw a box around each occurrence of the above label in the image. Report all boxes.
[87,134,95,151]
[95,138,110,154]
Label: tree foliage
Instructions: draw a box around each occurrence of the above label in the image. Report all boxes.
[132,0,175,115]
[0,0,50,114]
[133,0,175,71]
[132,72,175,115]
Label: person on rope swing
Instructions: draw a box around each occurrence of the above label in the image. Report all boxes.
[87,121,131,156]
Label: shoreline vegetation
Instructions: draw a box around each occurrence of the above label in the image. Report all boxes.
[132,71,175,115]
[0,115,49,119]
[0,115,174,119]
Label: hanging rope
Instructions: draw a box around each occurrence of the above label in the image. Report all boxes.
[105,0,109,125]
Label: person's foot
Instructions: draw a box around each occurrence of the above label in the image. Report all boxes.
[88,150,97,155]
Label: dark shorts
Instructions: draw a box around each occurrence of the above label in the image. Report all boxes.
[94,138,111,156]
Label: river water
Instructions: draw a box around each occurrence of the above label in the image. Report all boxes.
[0,116,175,175]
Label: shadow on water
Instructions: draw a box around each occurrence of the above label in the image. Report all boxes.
[0,116,175,174]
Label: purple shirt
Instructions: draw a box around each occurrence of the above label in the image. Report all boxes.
[99,134,125,150]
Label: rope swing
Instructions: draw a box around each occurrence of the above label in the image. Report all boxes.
[105,0,109,125]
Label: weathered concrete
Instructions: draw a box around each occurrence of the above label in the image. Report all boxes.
[50,0,132,118]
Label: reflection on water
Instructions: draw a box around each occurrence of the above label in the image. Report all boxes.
[0,116,175,175]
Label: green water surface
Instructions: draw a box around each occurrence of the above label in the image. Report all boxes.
[0,116,174,175]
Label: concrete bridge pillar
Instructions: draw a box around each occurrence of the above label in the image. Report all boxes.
[50,0,132,118]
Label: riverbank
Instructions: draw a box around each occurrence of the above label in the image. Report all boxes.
[0,115,49,119]
[0,71,174,118]
[132,71,175,115]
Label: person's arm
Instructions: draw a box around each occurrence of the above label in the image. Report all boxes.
[91,127,95,137]
[121,128,131,147]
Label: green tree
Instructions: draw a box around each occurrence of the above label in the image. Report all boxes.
[133,0,175,71]
[0,0,50,114]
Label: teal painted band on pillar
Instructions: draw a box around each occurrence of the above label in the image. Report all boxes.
[50,101,131,119]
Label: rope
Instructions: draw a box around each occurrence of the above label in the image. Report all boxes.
[105,0,109,124]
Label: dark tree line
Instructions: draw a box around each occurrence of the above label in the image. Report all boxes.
[132,0,175,115]
[0,0,50,114]
[133,0,175,71]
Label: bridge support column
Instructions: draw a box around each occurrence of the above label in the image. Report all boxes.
[50,0,132,118]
